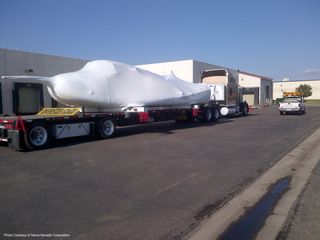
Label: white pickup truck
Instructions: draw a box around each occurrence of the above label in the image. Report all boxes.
[279,96,306,115]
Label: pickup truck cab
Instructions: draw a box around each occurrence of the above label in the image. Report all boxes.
[279,96,306,115]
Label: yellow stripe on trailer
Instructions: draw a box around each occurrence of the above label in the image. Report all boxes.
[37,108,80,116]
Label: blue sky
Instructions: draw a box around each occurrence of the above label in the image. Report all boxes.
[0,0,319,80]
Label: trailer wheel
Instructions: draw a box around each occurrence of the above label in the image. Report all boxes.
[98,117,116,138]
[24,124,50,150]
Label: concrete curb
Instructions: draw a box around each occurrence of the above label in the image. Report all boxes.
[189,128,320,240]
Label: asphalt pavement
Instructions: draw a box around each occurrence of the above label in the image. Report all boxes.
[1,105,320,240]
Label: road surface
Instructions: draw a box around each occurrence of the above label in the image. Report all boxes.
[1,105,320,240]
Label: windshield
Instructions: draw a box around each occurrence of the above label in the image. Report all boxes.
[283,97,301,102]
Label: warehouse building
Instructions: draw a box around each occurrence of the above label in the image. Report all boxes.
[0,48,272,116]
[273,79,320,101]
[0,48,88,115]
[137,60,273,106]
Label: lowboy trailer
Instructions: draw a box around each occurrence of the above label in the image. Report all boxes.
[0,104,221,151]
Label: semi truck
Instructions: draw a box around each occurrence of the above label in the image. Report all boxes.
[201,68,249,116]
[0,61,249,151]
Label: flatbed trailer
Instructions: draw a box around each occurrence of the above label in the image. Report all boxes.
[0,104,221,151]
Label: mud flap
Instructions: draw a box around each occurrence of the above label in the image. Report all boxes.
[8,130,24,150]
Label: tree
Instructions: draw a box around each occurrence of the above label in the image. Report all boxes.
[296,84,312,99]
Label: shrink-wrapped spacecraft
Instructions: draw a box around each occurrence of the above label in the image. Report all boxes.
[2,60,211,111]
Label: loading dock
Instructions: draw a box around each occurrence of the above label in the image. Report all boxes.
[242,87,259,106]
[13,82,44,115]
[243,94,255,106]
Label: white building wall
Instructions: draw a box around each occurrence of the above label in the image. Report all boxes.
[238,73,260,88]
[239,73,273,105]
[137,61,273,105]
[136,60,194,83]
[0,48,87,115]
[137,60,223,83]
[192,61,223,83]
[273,80,320,100]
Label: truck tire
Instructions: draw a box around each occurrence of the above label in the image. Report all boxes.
[24,123,50,150]
[212,108,219,122]
[241,103,249,116]
[98,116,116,138]
[200,108,212,122]
[280,111,284,115]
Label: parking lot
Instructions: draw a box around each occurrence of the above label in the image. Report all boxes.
[1,105,320,240]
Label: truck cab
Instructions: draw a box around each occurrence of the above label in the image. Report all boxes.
[201,69,249,116]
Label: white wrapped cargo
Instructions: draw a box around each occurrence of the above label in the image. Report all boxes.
[2,60,211,111]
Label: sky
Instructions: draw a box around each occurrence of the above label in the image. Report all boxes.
[0,0,319,80]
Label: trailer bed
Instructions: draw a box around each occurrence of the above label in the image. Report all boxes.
[0,105,223,151]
